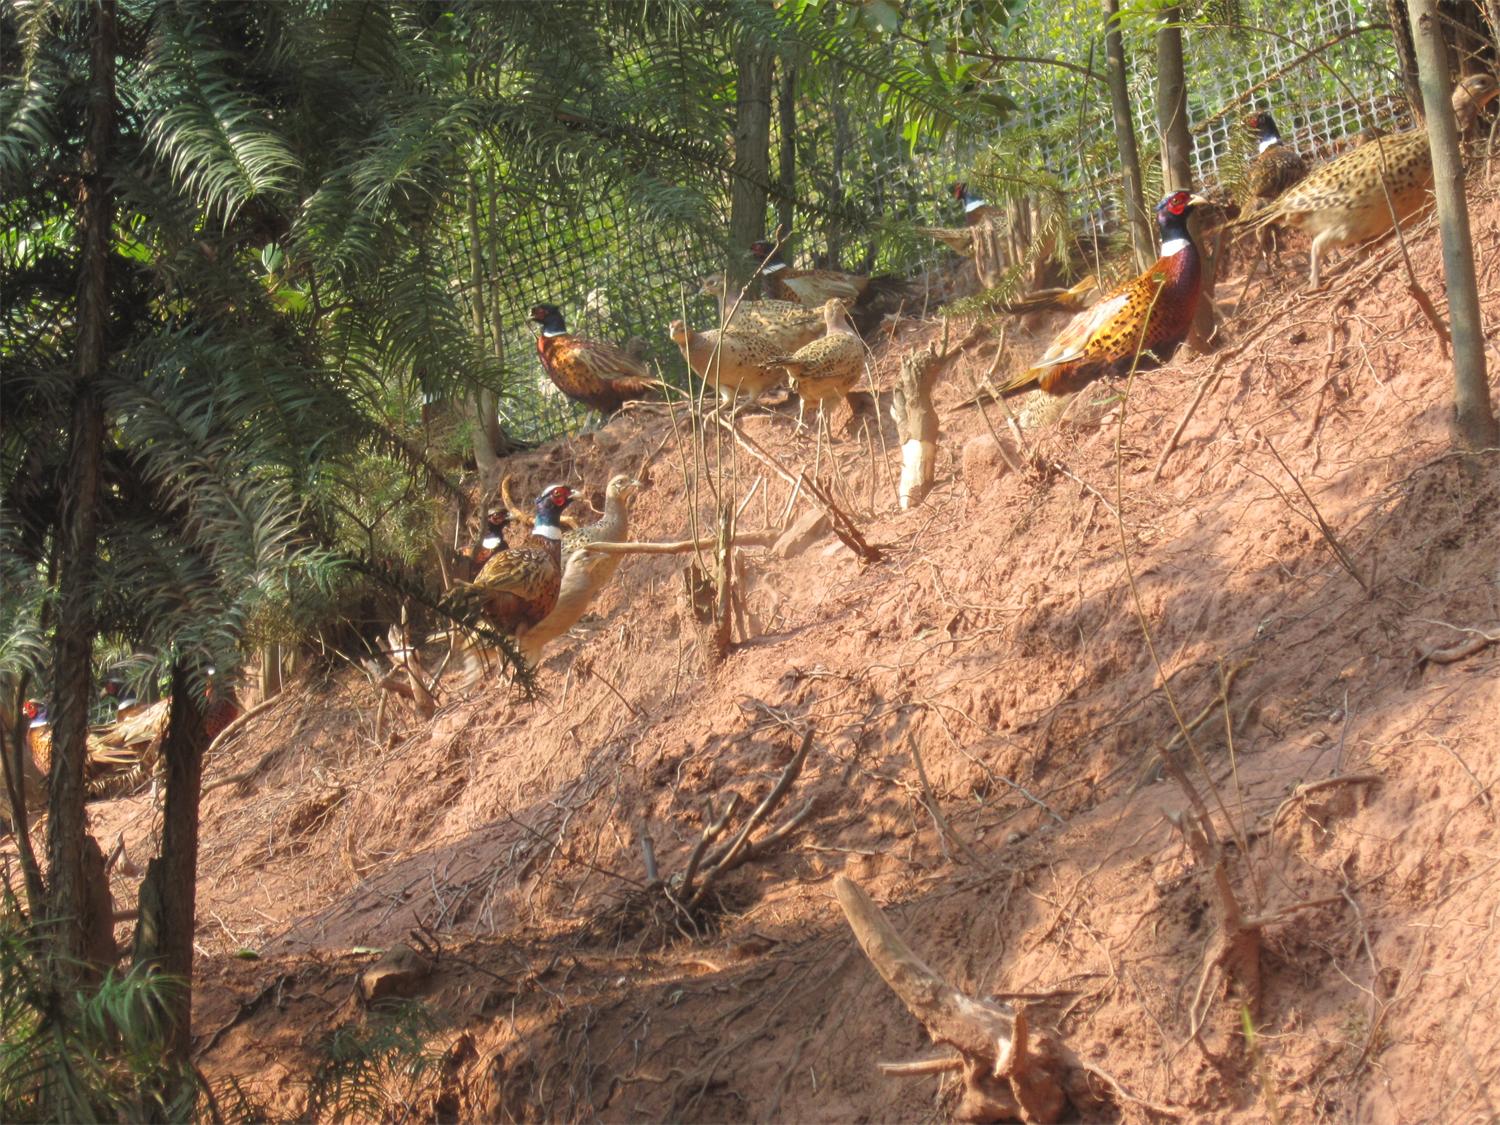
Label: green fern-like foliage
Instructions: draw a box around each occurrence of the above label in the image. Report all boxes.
[0,884,192,1123]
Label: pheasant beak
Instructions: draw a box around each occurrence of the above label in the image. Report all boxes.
[1187,193,1210,209]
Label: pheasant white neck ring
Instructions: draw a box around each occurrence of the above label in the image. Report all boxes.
[762,261,786,274]
[1257,135,1281,153]
[1159,236,1190,257]
[541,327,567,337]
[964,196,988,213]
[531,523,563,540]
[481,535,503,549]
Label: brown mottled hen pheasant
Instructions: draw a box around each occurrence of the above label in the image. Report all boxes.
[518,475,640,664]
[467,484,575,635]
[995,191,1209,398]
[762,299,865,431]
[1244,76,1499,289]
[530,304,659,414]
[669,291,827,407]
[697,274,825,335]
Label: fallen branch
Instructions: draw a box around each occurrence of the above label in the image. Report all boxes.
[834,875,1113,1122]
[688,728,813,908]
[581,529,779,555]
[712,417,882,561]
[1415,622,1500,668]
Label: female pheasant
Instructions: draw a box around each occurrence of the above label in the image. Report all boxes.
[1243,75,1499,289]
[669,299,827,408]
[468,484,575,635]
[762,299,865,429]
[697,274,826,337]
[530,304,659,414]
[996,190,1209,398]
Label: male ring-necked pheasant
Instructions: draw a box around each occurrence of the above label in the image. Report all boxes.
[467,484,575,635]
[518,474,641,664]
[994,190,1209,398]
[530,304,659,415]
[1244,75,1499,289]
[1242,110,1308,261]
[749,240,871,307]
[457,505,510,581]
[917,181,998,256]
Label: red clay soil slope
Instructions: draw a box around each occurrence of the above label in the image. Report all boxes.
[70,185,1500,1122]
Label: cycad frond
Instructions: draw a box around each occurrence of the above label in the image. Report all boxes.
[140,9,299,223]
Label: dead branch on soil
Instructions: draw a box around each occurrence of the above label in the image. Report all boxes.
[833,875,1130,1122]
[1269,774,1383,832]
[1174,810,1264,1044]
[711,416,882,561]
[580,529,779,555]
[1414,621,1500,669]
[891,318,971,510]
[643,729,816,927]
[682,507,737,668]
[1257,436,1369,592]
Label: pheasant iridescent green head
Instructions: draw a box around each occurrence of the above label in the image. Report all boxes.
[529,304,567,335]
[534,483,574,529]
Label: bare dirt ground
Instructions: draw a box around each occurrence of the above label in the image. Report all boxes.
[80,185,1500,1122]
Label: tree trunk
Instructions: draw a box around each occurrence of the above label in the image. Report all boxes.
[132,663,209,1115]
[464,173,501,492]
[1155,7,1193,192]
[46,0,115,979]
[1105,0,1154,271]
[0,705,46,914]
[1409,0,1498,448]
[1388,0,1425,113]
[776,62,796,245]
[828,78,849,269]
[727,30,774,287]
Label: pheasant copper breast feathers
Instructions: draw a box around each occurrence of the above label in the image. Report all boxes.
[997,191,1208,398]
[530,304,660,414]
[469,483,575,634]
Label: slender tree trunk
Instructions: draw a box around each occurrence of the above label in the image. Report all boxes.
[132,663,208,1115]
[464,173,501,492]
[1388,0,1425,113]
[828,78,849,268]
[727,30,773,287]
[1105,0,1154,271]
[776,62,796,244]
[483,167,512,460]
[1,706,46,914]
[1409,0,1498,448]
[1155,7,1193,192]
[47,0,115,978]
